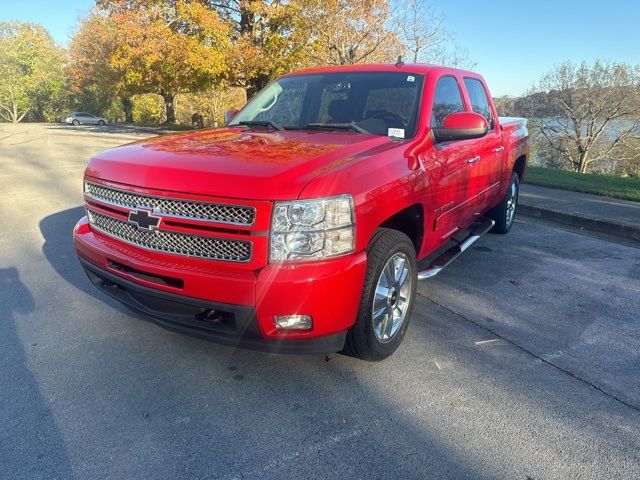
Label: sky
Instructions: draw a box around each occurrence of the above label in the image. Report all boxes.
[2,0,640,97]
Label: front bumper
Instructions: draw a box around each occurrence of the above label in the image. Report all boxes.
[74,216,367,354]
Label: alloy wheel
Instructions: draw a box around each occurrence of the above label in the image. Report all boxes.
[506,181,518,227]
[372,252,413,343]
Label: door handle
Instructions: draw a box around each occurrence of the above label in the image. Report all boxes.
[467,155,480,164]
[493,146,505,153]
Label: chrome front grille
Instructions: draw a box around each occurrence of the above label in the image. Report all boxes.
[87,210,252,262]
[84,182,255,226]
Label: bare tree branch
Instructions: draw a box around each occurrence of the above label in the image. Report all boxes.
[528,60,640,173]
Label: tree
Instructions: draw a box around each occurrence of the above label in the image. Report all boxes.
[0,22,67,123]
[68,13,132,121]
[527,61,640,173]
[393,0,475,68]
[95,1,231,123]
[611,135,640,177]
[394,0,447,63]
[219,0,318,97]
[308,0,399,66]
[99,0,317,100]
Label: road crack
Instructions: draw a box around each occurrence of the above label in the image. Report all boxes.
[417,291,640,413]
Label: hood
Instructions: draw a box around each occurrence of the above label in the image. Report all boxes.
[85,128,392,200]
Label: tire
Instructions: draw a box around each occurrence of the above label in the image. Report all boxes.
[343,228,417,361]
[72,119,79,126]
[488,172,519,234]
[98,120,105,126]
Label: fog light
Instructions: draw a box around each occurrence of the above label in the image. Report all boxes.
[274,315,313,330]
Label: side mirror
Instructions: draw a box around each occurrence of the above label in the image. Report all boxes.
[432,112,488,143]
[224,108,239,125]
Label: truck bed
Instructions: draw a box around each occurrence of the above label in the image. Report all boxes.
[498,116,527,128]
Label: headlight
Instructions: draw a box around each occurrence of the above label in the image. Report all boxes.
[270,195,355,261]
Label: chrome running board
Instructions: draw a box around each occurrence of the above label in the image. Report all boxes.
[417,218,495,280]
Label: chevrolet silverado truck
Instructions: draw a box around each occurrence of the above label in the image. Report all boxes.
[74,63,528,360]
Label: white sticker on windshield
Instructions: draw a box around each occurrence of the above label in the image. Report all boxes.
[388,128,405,138]
[407,75,415,82]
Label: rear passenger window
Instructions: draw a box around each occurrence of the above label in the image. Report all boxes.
[431,76,464,128]
[464,78,494,129]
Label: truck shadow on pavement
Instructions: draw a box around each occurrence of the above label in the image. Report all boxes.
[40,206,94,297]
[39,206,159,323]
[0,267,74,479]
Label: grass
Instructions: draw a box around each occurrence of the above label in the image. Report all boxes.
[524,166,640,202]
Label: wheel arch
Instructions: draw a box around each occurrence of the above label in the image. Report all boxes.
[513,155,527,182]
[377,203,424,255]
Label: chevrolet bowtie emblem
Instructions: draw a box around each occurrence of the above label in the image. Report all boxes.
[128,209,161,231]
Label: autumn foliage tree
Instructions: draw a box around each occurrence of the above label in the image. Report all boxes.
[88,0,410,105]
[95,0,230,123]
[96,0,314,102]
[207,1,316,97]
[68,13,130,120]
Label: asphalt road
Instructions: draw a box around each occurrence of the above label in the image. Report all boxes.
[1,124,639,480]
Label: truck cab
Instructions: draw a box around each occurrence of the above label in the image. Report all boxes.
[74,63,528,360]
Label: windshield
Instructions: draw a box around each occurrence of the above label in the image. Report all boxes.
[230,72,424,139]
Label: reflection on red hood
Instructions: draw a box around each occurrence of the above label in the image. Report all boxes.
[86,128,391,200]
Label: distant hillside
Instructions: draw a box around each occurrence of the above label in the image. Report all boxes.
[493,92,564,118]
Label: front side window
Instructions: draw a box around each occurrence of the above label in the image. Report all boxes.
[230,72,424,138]
[431,76,464,128]
[464,78,494,129]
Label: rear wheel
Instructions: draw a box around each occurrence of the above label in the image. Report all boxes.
[344,228,417,361]
[489,172,519,234]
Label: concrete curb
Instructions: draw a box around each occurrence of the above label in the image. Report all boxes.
[518,203,640,242]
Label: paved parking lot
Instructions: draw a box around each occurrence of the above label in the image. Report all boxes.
[1,124,639,479]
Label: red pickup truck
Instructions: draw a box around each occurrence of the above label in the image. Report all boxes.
[74,63,528,360]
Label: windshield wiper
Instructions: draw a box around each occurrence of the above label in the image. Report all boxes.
[303,123,373,135]
[238,120,284,131]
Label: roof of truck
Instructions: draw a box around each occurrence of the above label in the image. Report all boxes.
[283,63,480,78]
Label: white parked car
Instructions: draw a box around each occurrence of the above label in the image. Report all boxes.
[63,112,108,126]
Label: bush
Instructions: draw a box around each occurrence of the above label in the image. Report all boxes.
[132,94,165,124]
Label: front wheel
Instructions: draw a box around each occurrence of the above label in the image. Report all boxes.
[97,120,105,126]
[72,119,79,126]
[343,228,417,361]
[488,172,519,234]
